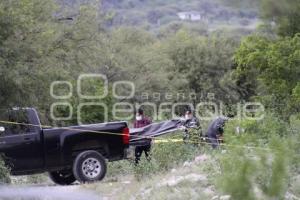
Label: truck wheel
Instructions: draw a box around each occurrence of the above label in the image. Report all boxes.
[73,150,107,183]
[49,170,76,185]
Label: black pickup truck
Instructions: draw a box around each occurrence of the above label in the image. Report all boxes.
[0,108,129,185]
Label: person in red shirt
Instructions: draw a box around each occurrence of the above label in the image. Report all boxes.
[133,108,152,164]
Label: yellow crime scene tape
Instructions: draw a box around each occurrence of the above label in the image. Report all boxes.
[154,139,183,143]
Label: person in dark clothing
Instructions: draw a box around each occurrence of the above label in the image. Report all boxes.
[184,110,200,128]
[205,117,226,148]
[182,110,202,144]
[134,108,152,164]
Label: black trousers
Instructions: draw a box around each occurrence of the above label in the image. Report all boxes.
[135,145,151,164]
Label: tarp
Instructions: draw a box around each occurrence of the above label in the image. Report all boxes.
[129,117,227,147]
[129,119,182,146]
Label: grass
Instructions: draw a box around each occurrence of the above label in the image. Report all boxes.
[83,152,221,200]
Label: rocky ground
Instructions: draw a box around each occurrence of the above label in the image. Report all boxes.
[2,153,300,200]
[83,154,229,200]
[83,153,300,200]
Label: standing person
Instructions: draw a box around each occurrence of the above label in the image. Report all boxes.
[183,110,202,145]
[133,108,152,164]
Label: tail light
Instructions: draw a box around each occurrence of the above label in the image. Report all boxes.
[122,127,129,145]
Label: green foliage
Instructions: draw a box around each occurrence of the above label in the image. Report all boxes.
[164,30,240,103]
[218,148,256,200]
[105,27,173,104]
[225,113,289,144]
[221,0,260,9]
[235,34,300,118]
[0,156,10,184]
[218,114,300,199]
[260,0,300,37]
[8,173,49,185]
[130,137,201,180]
[95,0,259,32]
[127,141,200,180]
[106,133,202,181]
[0,0,58,108]
[0,0,108,112]
[152,137,201,170]
[218,136,289,200]
[105,160,133,181]
[133,158,160,181]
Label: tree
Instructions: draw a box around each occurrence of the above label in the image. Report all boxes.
[235,34,300,118]
[0,0,112,124]
[163,30,240,104]
[260,0,300,37]
[0,0,59,108]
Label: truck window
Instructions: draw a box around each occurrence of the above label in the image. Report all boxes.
[0,110,32,135]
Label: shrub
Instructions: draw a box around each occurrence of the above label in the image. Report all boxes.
[106,160,134,180]
[0,156,10,184]
[107,132,203,181]
[133,158,160,181]
[224,113,290,146]
[217,148,256,200]
[151,139,201,171]
[25,174,48,184]
[217,134,290,199]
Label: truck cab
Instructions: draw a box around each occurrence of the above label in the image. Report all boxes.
[0,108,44,173]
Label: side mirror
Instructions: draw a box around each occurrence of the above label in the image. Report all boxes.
[0,126,5,133]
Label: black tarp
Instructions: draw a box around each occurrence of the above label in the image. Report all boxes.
[129,117,226,147]
[129,119,182,146]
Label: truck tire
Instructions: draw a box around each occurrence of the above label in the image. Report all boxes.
[73,150,107,183]
[49,170,76,185]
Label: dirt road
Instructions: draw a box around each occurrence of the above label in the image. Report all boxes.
[0,185,101,200]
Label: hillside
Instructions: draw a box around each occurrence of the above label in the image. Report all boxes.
[59,0,260,33]
[1,0,300,199]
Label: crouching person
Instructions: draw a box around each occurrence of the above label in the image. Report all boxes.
[205,117,226,148]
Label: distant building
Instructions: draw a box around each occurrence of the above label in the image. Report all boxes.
[177,11,201,21]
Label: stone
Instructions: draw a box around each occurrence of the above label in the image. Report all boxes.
[194,154,209,163]
[220,195,231,200]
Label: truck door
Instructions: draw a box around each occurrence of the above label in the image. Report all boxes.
[0,110,44,173]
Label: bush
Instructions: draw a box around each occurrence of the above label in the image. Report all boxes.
[25,174,48,184]
[131,134,203,180]
[0,156,10,184]
[217,148,256,200]
[133,158,160,181]
[107,132,203,181]
[11,174,49,185]
[217,136,289,200]
[151,138,201,171]
[217,113,295,200]
[106,160,133,180]
[224,113,290,146]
